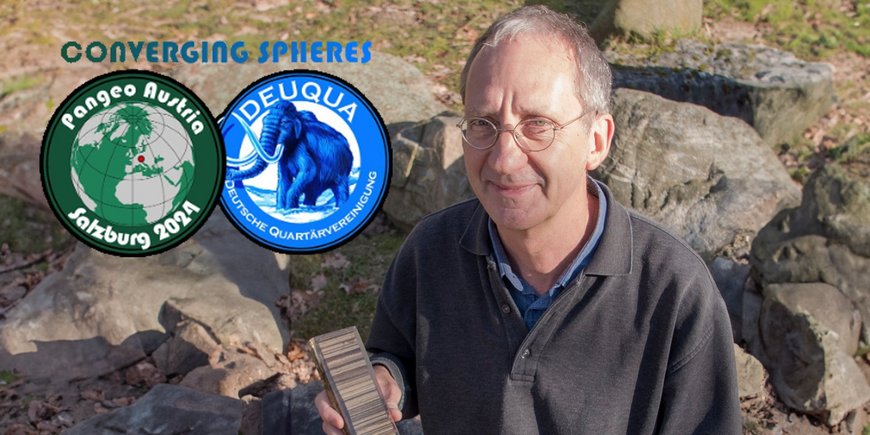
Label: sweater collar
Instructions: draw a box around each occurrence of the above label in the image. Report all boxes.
[459,179,632,276]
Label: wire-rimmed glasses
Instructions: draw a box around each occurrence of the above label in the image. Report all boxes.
[456,111,596,152]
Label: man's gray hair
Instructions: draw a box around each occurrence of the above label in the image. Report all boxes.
[459,5,612,114]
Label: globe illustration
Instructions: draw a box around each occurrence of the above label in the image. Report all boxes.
[70,102,195,226]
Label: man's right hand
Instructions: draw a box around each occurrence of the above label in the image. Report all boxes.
[315,364,403,435]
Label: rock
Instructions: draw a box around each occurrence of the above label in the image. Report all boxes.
[179,350,275,398]
[594,88,801,260]
[0,212,289,382]
[608,40,835,146]
[710,258,751,341]
[751,163,870,339]
[289,381,423,434]
[759,282,869,425]
[590,0,702,41]
[152,320,220,377]
[64,384,243,435]
[734,344,766,399]
[170,50,447,128]
[383,113,474,231]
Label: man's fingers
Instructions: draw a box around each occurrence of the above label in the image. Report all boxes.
[314,390,345,431]
[373,365,403,421]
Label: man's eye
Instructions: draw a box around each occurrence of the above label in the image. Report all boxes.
[526,119,553,127]
[468,119,491,128]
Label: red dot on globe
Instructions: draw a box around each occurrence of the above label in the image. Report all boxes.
[137,155,145,163]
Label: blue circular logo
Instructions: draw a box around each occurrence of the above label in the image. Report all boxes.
[219,70,390,253]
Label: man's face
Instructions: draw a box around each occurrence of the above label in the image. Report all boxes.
[463,34,604,233]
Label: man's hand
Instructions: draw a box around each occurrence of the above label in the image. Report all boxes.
[315,364,403,435]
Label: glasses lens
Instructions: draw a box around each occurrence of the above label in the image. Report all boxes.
[462,118,496,149]
[517,119,555,151]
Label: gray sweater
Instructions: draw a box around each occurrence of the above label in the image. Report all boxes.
[368,182,741,434]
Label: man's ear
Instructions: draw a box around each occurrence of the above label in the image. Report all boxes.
[585,112,614,171]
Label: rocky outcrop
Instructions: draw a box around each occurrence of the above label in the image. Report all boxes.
[594,88,801,260]
[608,40,835,146]
[591,0,702,41]
[748,163,870,425]
[751,163,870,338]
[64,384,244,435]
[383,113,474,231]
[0,212,289,382]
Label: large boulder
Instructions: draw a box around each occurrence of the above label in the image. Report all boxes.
[0,211,289,382]
[171,50,447,128]
[383,113,474,231]
[751,163,870,338]
[64,384,243,435]
[758,282,869,425]
[594,88,801,260]
[608,40,835,146]
[590,0,702,41]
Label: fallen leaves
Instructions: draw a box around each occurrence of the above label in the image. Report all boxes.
[340,276,379,296]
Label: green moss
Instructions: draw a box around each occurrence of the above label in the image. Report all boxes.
[0,75,41,99]
[0,370,18,386]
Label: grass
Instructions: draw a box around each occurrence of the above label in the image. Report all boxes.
[0,76,41,100]
[705,0,870,59]
[0,370,18,387]
[0,194,72,254]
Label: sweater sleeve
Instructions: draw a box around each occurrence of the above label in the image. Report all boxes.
[656,272,742,434]
[365,234,420,419]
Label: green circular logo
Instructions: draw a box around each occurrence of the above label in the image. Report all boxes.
[41,70,224,256]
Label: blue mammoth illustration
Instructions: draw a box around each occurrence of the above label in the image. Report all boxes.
[227,101,353,211]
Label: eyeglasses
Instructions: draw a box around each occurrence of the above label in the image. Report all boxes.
[456,111,596,152]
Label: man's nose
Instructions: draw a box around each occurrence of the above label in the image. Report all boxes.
[488,125,527,173]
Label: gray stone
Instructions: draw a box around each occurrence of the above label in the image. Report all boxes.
[591,0,702,41]
[383,113,474,232]
[734,344,766,399]
[289,381,423,434]
[152,320,220,377]
[710,257,751,341]
[751,163,870,339]
[594,88,801,260]
[608,40,835,145]
[171,50,446,128]
[64,384,243,435]
[759,282,869,425]
[0,212,289,382]
[179,350,275,398]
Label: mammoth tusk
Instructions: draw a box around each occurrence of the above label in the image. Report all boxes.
[227,112,284,167]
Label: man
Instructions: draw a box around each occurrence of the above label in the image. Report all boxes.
[316,5,740,434]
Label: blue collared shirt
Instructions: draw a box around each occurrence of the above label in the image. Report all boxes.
[488,180,607,331]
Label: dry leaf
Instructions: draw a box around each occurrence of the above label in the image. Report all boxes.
[322,252,350,269]
[310,273,328,292]
[340,276,379,295]
[80,389,103,402]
